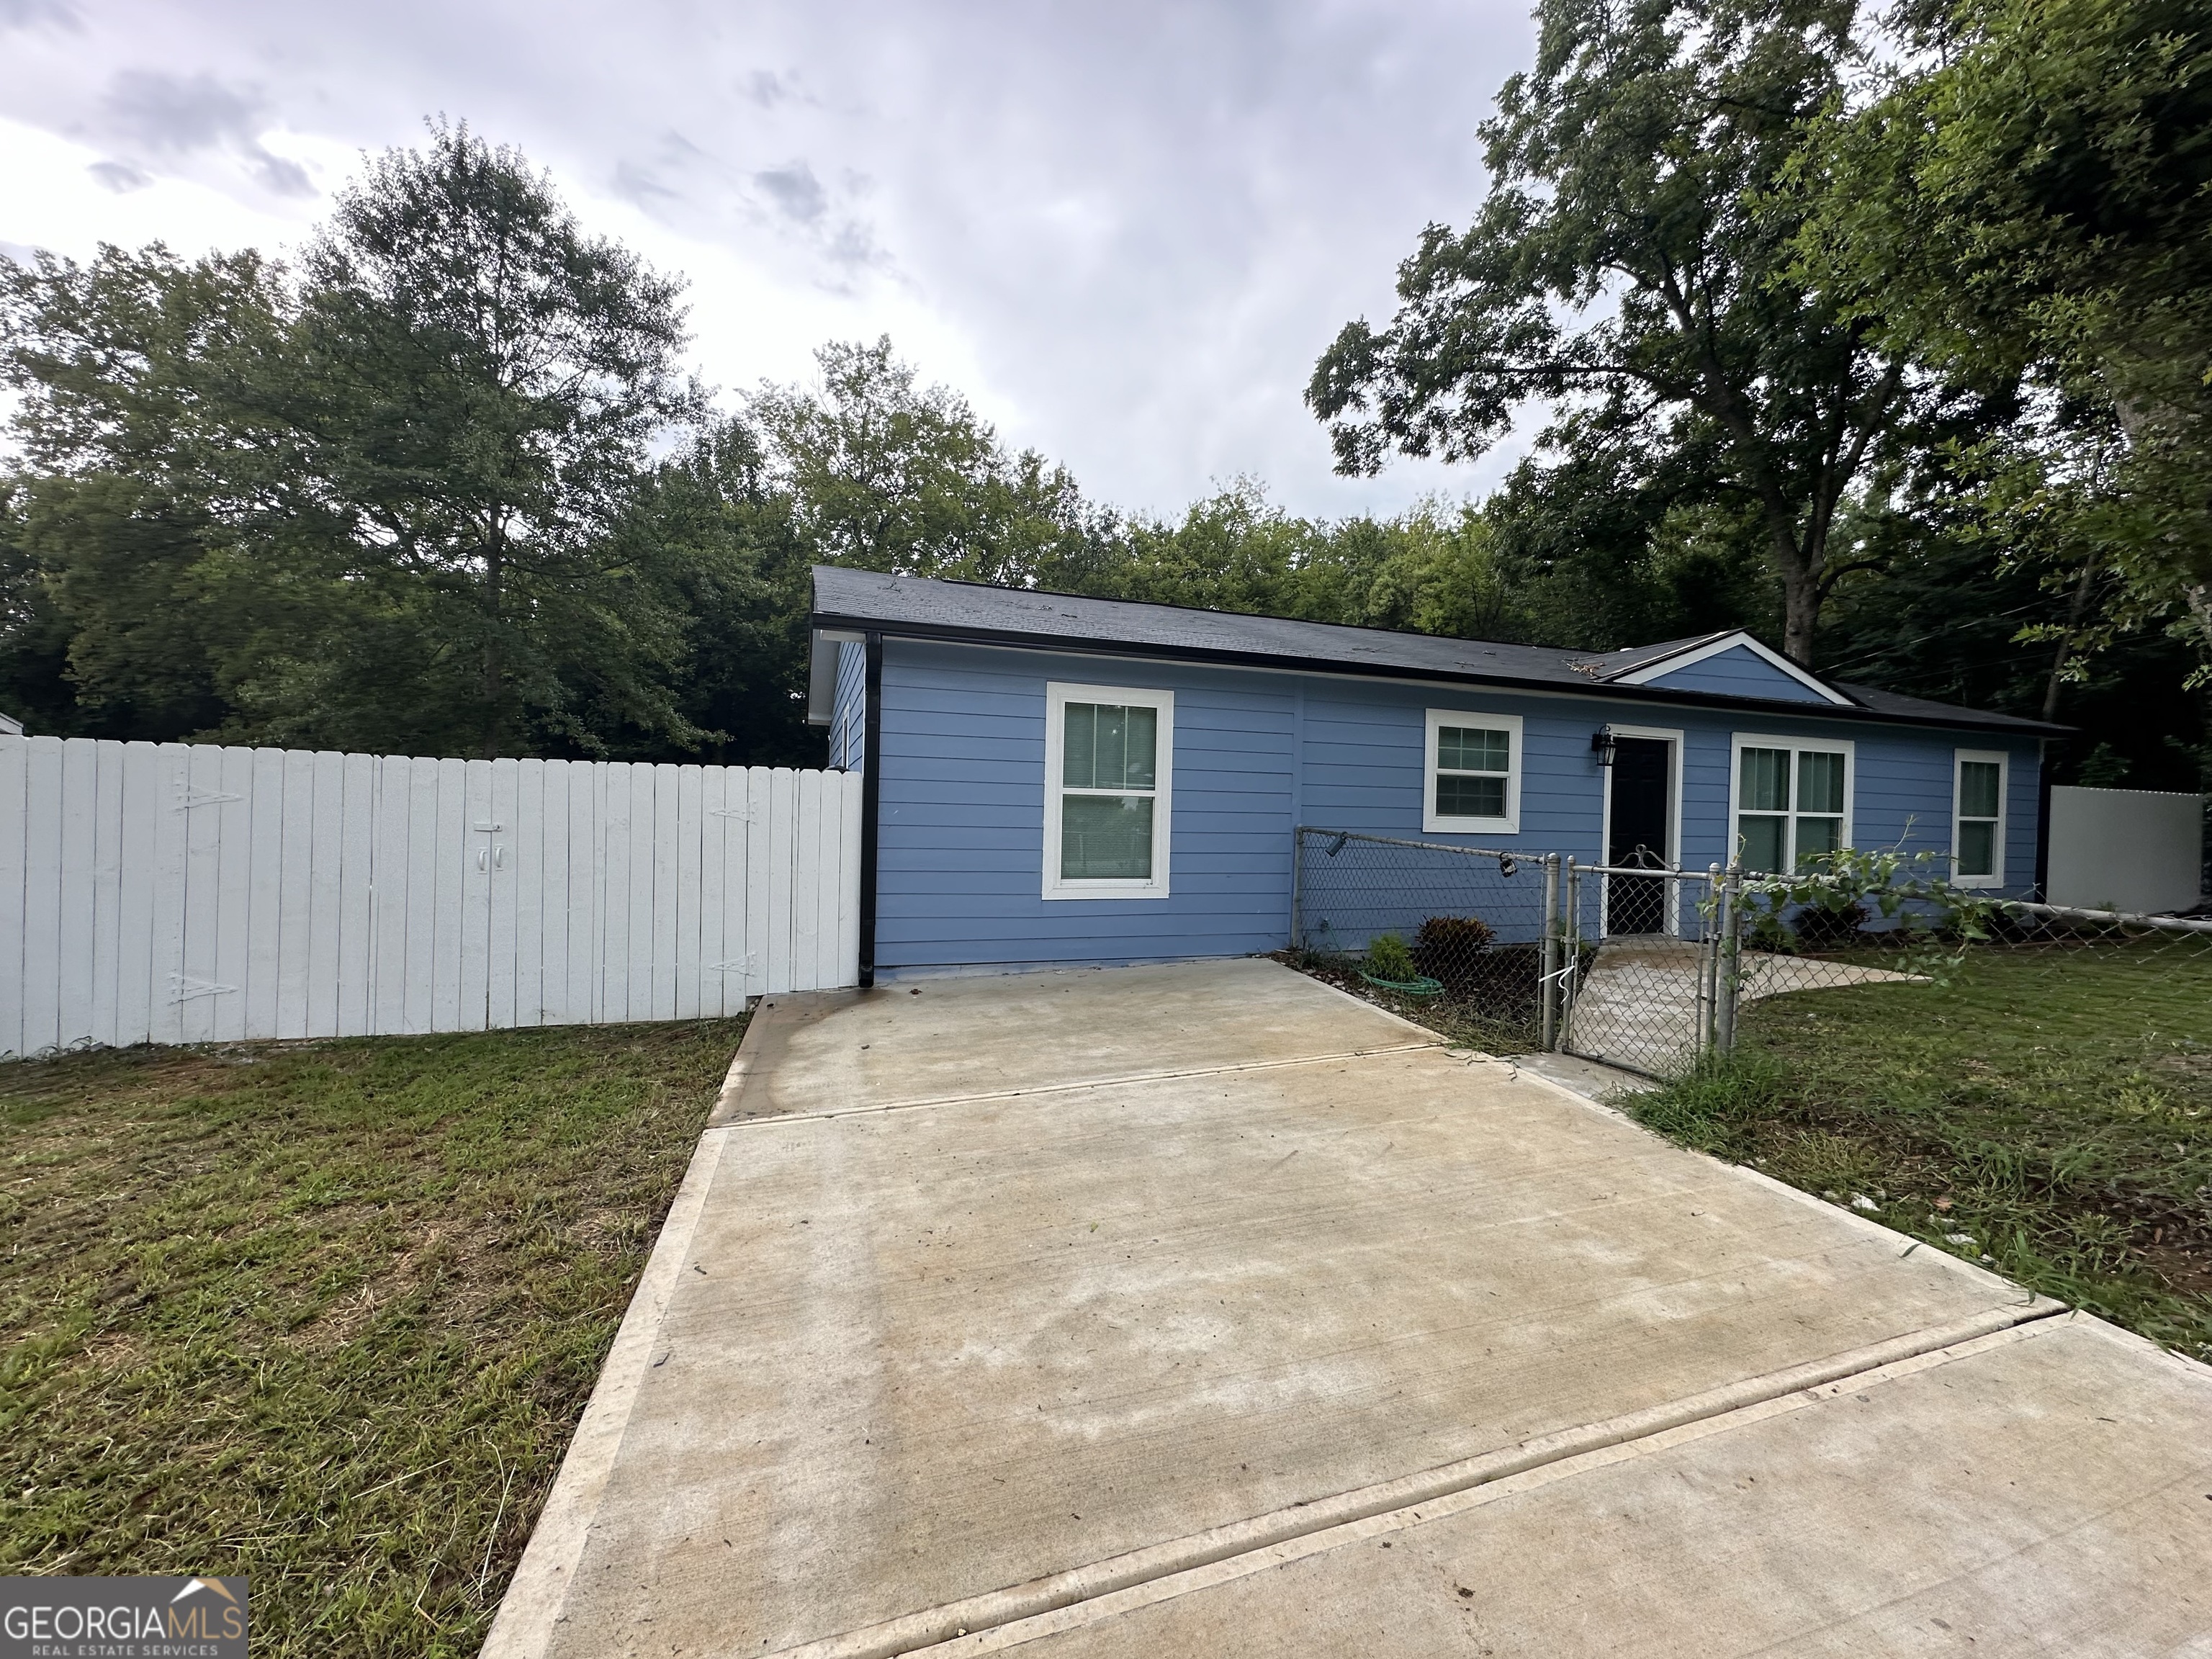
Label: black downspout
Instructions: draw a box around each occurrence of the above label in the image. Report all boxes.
[858,631,884,989]
[2033,737,2053,901]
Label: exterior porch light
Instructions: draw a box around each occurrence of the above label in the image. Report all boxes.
[1591,726,1617,768]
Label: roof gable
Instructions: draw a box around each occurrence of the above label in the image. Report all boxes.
[1606,632,1851,707]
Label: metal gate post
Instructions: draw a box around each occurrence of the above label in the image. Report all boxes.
[1540,852,1561,1051]
[1290,825,1305,953]
[1561,857,1583,1043]
[1716,861,1743,1054]
[1700,862,1722,1058]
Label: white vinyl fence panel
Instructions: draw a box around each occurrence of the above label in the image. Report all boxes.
[2046,785,2206,916]
[0,737,864,1059]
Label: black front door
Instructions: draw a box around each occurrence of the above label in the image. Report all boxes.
[1606,737,1672,934]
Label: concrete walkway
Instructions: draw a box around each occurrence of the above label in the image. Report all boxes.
[1566,936,1927,1076]
[485,959,2212,1659]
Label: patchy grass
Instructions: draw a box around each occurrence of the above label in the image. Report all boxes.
[0,1017,744,1657]
[1622,944,2212,1363]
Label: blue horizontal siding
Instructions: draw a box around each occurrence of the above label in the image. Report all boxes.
[871,639,2044,972]
[874,642,1295,971]
[828,639,866,770]
[1642,645,1833,704]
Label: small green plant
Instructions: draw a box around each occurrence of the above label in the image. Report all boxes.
[1363,932,1417,982]
[1710,839,2002,985]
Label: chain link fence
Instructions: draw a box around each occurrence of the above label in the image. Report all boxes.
[1292,827,2212,1083]
[1290,828,1562,1054]
[1556,862,1723,1076]
[1732,886,2212,1064]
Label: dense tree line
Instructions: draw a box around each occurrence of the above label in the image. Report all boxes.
[1316,0,2210,786]
[4,0,2207,791]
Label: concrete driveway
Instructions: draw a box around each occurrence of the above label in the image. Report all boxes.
[485,959,2212,1658]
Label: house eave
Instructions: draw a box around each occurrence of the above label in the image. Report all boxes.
[806,610,2072,739]
[806,627,865,726]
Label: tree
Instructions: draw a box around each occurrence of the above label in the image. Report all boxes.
[1797,0,2212,670]
[1479,411,1777,650]
[747,338,1110,588]
[0,243,289,739]
[0,478,74,732]
[1308,0,1931,662]
[1093,481,1521,639]
[613,418,822,767]
[0,129,713,758]
[274,121,706,757]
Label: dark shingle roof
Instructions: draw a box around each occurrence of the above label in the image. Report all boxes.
[811,567,2064,736]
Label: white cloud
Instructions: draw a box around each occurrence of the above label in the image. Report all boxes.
[0,0,1539,519]
[0,115,323,257]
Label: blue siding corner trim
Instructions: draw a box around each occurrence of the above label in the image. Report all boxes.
[1640,644,1833,704]
[870,638,2043,974]
[828,639,868,770]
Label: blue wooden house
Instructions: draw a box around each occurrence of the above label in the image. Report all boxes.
[809,567,2061,985]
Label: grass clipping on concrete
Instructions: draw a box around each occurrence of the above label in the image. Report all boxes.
[0,1017,744,1658]
[1624,946,2212,1364]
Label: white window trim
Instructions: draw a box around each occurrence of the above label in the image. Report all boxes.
[1423,708,1524,835]
[1951,749,2008,889]
[1043,681,1173,900]
[1726,732,1856,873]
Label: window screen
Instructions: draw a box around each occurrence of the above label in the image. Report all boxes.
[1736,742,1851,873]
[1955,757,2002,881]
[1434,723,1511,821]
[1060,703,1159,881]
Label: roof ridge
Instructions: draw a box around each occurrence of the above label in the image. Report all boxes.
[811,564,1586,662]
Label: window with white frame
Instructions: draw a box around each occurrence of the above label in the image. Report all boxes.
[1952,750,2007,887]
[1043,683,1172,899]
[1730,735,1853,873]
[1424,709,1523,834]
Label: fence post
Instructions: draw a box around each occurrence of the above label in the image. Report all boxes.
[1289,826,1305,953]
[1540,851,1560,1051]
[1715,860,1743,1055]
[1701,862,1722,1058]
[1561,857,1582,1047]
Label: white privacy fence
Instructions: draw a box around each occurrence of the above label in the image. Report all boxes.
[0,737,863,1059]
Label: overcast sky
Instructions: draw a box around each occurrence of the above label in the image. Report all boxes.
[0,0,1537,521]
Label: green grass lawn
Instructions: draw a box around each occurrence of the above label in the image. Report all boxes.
[1624,942,2212,1363]
[0,1017,745,1658]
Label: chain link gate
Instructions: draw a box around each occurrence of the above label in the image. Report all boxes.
[1555,858,1729,1076]
[1295,827,2212,1086]
[1292,828,1737,1077]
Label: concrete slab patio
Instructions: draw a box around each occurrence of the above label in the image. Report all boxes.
[485,958,2212,1659]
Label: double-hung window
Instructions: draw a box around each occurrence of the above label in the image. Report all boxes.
[1952,750,2007,887]
[1424,709,1523,834]
[1043,683,1172,899]
[1730,735,1853,873]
